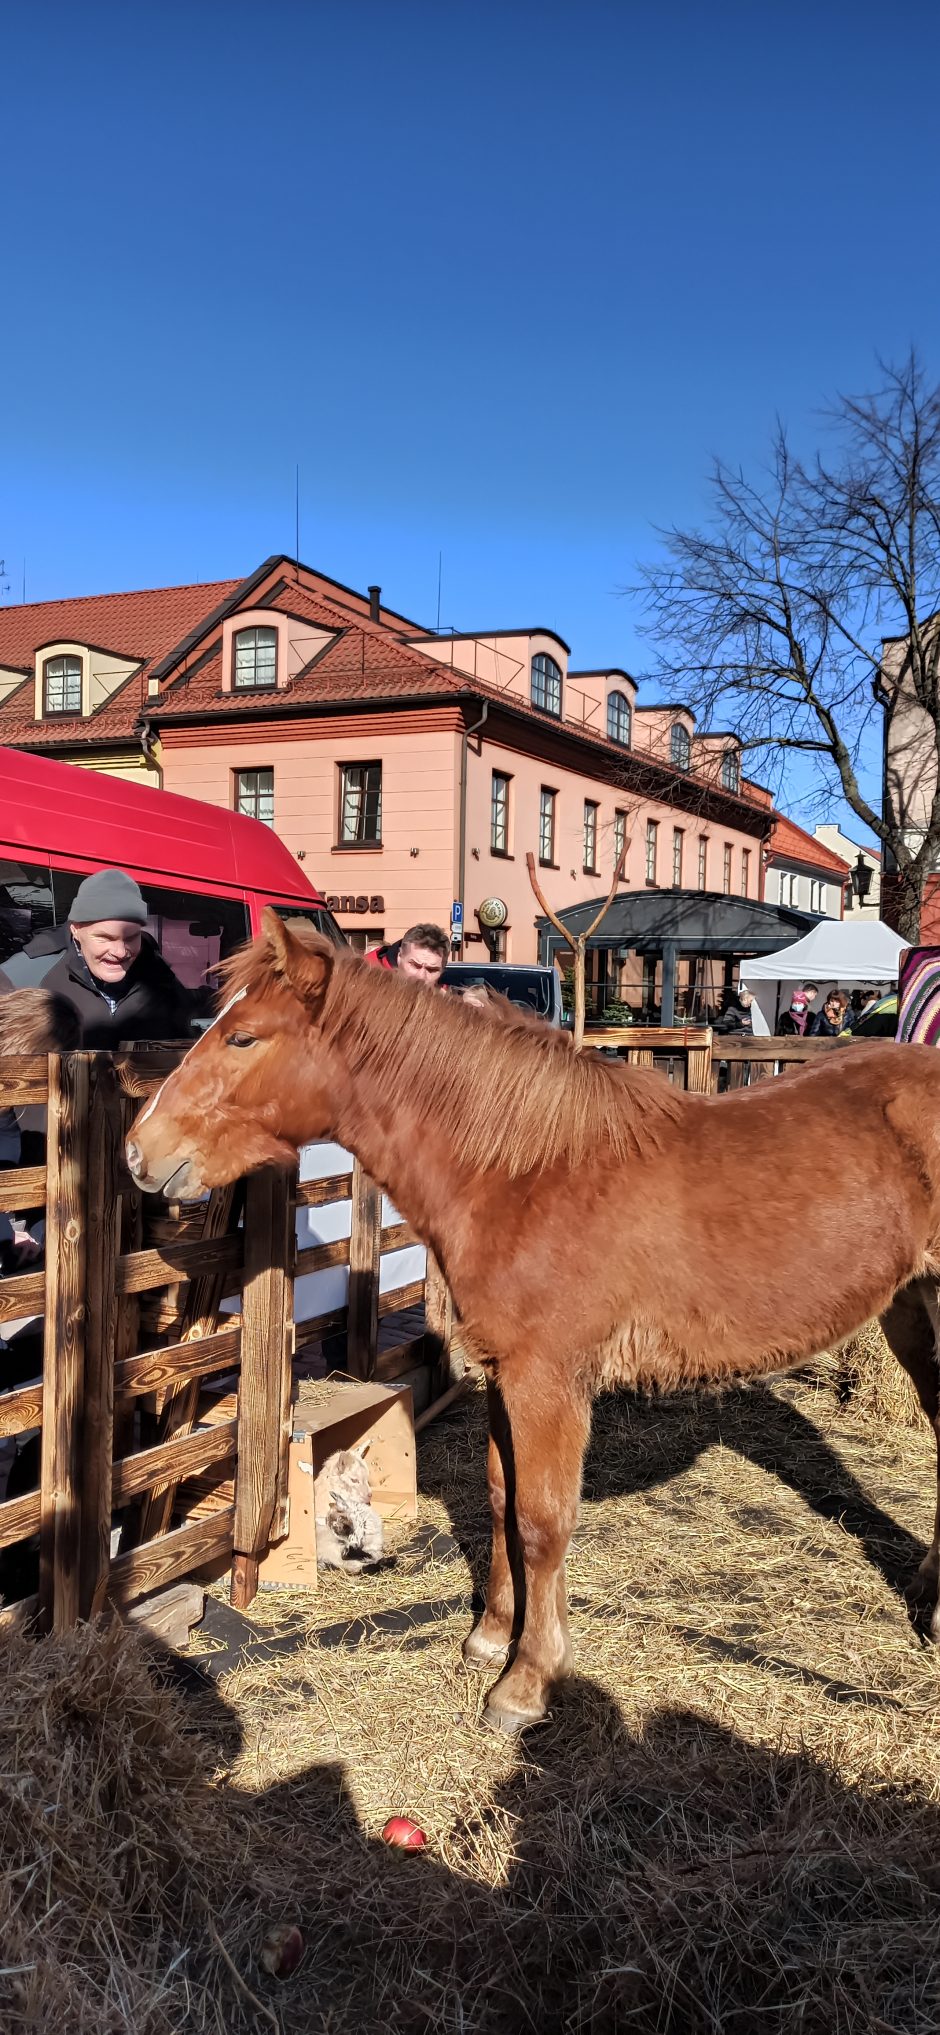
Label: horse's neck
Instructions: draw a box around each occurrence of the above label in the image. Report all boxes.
[323,1020,475,1256]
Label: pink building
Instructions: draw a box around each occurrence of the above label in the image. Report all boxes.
[0,555,773,971]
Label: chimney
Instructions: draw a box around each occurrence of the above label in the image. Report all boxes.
[368,584,381,624]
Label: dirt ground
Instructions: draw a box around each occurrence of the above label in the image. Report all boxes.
[169,1366,940,2035]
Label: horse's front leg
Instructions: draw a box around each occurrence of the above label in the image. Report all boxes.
[481,1366,589,1735]
[463,1377,518,1668]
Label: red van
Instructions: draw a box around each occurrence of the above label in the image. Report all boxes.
[0,746,342,987]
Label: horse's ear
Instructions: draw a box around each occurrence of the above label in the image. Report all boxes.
[262,908,335,1011]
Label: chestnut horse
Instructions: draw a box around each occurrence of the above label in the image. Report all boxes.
[126,914,940,1732]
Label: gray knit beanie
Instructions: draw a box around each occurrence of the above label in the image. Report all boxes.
[68,869,149,926]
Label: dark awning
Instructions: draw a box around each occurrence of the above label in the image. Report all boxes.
[536,889,821,959]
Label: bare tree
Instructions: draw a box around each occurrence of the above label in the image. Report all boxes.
[527,843,627,1048]
[638,352,940,939]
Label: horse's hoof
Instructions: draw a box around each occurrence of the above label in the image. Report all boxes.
[462,1627,511,1670]
[481,1695,547,1737]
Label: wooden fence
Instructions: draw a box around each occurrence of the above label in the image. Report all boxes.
[0,1047,457,1635]
[584,1025,847,1089]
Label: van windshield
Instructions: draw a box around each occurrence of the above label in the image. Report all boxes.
[442,965,555,1018]
[267,904,347,946]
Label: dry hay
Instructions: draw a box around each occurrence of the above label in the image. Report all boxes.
[5,1367,940,2033]
[0,1618,265,2034]
[830,1317,925,1430]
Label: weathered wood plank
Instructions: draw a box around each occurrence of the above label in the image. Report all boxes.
[0,1056,49,1106]
[115,1232,243,1295]
[375,1335,426,1382]
[112,1419,238,1506]
[382,1220,421,1253]
[231,1165,294,1609]
[79,1054,124,1619]
[108,1508,236,1605]
[294,1235,351,1278]
[0,1488,41,1550]
[295,1174,353,1208]
[0,1165,46,1212]
[0,1382,43,1436]
[0,1268,45,1316]
[378,1278,424,1320]
[39,1053,89,1632]
[347,1161,381,1381]
[114,1325,241,1398]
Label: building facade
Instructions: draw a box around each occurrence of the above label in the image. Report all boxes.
[0,556,774,962]
[762,814,850,920]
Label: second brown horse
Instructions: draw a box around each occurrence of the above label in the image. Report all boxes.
[126,916,940,1732]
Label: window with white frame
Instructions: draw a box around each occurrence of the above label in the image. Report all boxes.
[741,847,750,895]
[491,771,511,854]
[531,652,562,716]
[672,827,684,886]
[234,767,274,827]
[339,761,382,844]
[645,819,658,883]
[670,722,691,770]
[613,808,627,873]
[697,837,708,890]
[539,786,556,865]
[583,800,598,872]
[43,654,82,715]
[233,625,277,689]
[722,843,733,894]
[810,877,822,911]
[607,690,631,745]
[721,749,740,792]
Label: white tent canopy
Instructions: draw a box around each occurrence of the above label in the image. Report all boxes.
[741,918,909,1037]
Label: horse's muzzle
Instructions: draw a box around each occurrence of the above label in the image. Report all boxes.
[125,1139,200,1200]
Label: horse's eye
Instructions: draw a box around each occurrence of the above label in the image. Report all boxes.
[226,1033,257,1049]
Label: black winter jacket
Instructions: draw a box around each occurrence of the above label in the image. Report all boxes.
[1,928,195,1047]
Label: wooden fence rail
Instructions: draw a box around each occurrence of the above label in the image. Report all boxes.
[0,1047,458,1632]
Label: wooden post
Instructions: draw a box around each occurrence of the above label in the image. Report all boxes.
[424,1248,457,1397]
[231,1164,295,1610]
[78,1054,123,1618]
[346,1159,381,1380]
[39,1052,90,1632]
[685,1031,713,1094]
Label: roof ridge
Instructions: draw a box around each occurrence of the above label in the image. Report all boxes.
[0,577,240,616]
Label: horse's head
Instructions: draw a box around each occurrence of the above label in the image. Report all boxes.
[125,910,340,1198]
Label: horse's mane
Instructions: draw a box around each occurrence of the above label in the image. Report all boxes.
[0,986,81,1055]
[223,939,685,1175]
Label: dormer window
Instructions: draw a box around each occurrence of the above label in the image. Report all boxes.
[531,652,562,717]
[233,625,277,689]
[43,655,82,716]
[607,690,632,745]
[670,722,691,771]
[721,749,740,792]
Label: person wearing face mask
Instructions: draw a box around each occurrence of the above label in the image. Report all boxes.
[1,869,194,1048]
[777,988,810,1036]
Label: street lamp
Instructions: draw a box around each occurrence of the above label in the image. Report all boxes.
[850,851,873,908]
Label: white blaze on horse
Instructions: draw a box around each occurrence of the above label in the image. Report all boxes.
[125,912,940,1734]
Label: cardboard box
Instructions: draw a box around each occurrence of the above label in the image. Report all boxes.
[258,1375,416,1589]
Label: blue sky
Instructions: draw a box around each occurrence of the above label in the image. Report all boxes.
[3,1,938,829]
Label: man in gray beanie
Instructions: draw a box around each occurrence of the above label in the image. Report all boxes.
[0,867,194,1048]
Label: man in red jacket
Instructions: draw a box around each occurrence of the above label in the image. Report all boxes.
[366,922,450,987]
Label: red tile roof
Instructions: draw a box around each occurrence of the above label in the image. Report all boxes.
[766,813,851,876]
[0,565,772,827]
[0,578,241,747]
